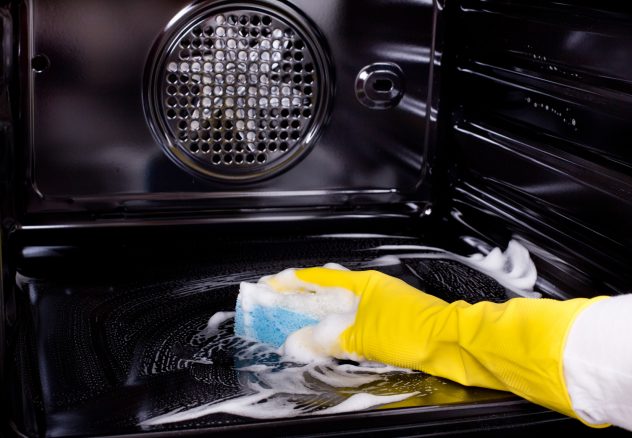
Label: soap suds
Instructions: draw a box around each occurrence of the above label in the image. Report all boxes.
[239,275,358,320]
[202,311,235,337]
[369,239,540,298]
[141,389,419,426]
[143,387,418,424]
[141,317,428,426]
[316,392,419,415]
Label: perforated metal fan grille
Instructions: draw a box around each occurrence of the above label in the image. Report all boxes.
[148,6,327,182]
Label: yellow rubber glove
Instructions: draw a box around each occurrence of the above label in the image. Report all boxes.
[267,267,607,424]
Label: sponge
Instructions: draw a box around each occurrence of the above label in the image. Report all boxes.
[234,269,358,349]
[234,293,319,348]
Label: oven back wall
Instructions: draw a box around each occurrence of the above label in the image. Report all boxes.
[24,0,436,215]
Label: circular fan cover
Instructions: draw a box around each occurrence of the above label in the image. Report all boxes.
[145,3,331,182]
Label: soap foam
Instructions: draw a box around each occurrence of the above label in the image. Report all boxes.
[369,239,540,298]
[141,317,427,426]
[238,274,358,321]
[142,388,417,424]
[316,392,419,415]
[201,311,235,337]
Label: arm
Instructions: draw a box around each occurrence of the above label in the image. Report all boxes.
[564,294,632,429]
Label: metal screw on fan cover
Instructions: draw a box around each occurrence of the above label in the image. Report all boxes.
[144,1,332,183]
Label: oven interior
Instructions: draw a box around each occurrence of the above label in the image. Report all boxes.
[3,0,632,436]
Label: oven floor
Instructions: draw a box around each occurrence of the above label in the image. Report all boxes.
[13,233,519,437]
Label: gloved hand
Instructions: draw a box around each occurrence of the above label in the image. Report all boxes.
[265,267,607,424]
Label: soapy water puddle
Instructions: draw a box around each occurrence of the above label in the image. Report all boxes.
[141,238,536,426]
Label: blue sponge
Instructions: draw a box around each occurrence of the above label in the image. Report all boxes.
[234,299,319,348]
[234,272,359,350]
[234,280,329,348]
